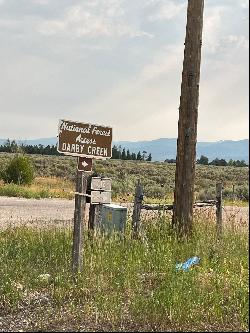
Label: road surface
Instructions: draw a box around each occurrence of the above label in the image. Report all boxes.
[0,196,248,229]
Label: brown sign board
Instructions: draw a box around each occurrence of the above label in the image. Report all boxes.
[78,157,93,172]
[57,119,112,159]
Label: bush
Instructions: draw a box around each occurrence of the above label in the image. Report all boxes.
[235,185,249,201]
[2,155,34,185]
[196,188,215,201]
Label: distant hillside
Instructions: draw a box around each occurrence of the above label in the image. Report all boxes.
[0,137,248,163]
[0,137,57,146]
[113,138,249,163]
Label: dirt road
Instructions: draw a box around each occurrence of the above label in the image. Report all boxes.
[0,196,248,229]
[0,197,75,229]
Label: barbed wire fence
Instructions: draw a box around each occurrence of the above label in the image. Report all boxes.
[122,180,248,237]
[110,181,248,235]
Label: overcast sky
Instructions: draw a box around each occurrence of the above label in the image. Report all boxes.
[0,0,249,142]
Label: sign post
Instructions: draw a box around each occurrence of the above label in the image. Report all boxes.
[57,119,112,275]
[72,169,87,275]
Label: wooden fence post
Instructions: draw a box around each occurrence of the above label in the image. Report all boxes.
[72,169,87,275]
[216,183,222,236]
[88,203,96,231]
[132,180,143,236]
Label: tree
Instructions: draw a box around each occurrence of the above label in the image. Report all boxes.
[111,145,119,159]
[146,153,152,161]
[142,151,147,161]
[197,155,209,165]
[228,159,235,166]
[136,151,142,160]
[131,152,137,160]
[126,149,131,160]
[164,158,176,163]
[2,155,34,185]
[210,158,227,166]
[121,148,126,160]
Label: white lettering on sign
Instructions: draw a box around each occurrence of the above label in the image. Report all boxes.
[62,142,107,156]
[59,121,111,137]
[91,126,111,137]
[60,122,91,134]
[62,143,85,154]
[87,146,108,157]
[75,134,96,145]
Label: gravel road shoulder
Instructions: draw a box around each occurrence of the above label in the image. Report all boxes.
[0,196,248,229]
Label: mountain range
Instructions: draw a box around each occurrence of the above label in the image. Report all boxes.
[0,137,248,163]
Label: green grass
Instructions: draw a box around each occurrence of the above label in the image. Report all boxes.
[0,152,248,202]
[0,177,74,199]
[0,216,248,331]
[0,182,51,199]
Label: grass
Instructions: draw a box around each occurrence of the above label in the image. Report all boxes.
[0,215,248,331]
[0,177,74,200]
[0,153,249,202]
[223,199,249,207]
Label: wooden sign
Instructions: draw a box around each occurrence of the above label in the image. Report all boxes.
[91,177,112,191]
[91,191,111,204]
[78,157,93,172]
[57,119,112,159]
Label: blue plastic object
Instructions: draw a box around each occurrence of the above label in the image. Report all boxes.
[176,256,201,271]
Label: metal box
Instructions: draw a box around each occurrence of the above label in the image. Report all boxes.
[99,204,127,233]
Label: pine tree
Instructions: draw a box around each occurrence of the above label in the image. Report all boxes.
[126,149,131,160]
[136,151,142,160]
[121,148,126,160]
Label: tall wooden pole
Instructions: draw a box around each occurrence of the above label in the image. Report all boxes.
[72,169,87,275]
[172,0,204,236]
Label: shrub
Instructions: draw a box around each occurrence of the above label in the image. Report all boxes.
[235,185,249,201]
[2,155,34,185]
[197,188,215,201]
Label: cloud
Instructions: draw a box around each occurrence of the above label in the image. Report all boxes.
[74,44,183,140]
[38,3,153,39]
[140,45,183,81]
[146,0,186,21]
[240,0,249,8]
[0,0,248,141]
[33,0,49,4]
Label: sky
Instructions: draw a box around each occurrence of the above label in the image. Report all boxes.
[0,0,249,142]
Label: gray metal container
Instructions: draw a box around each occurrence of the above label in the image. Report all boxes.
[99,204,127,233]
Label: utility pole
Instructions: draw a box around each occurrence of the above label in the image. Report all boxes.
[172,0,204,236]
